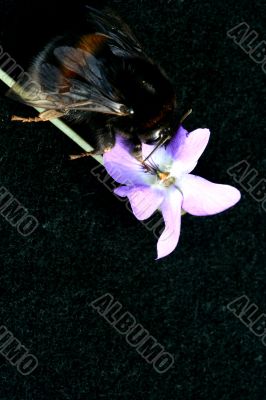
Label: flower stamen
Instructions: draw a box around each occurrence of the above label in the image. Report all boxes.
[157,171,170,181]
[157,171,176,187]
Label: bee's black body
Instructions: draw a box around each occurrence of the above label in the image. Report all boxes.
[11,7,177,154]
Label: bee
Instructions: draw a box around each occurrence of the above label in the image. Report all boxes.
[9,7,179,159]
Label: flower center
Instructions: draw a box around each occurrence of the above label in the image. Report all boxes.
[142,161,176,188]
[157,171,176,187]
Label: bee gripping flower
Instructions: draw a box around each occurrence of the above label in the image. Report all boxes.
[103,126,241,259]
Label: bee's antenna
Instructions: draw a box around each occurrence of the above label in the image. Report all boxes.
[143,109,193,163]
[180,108,192,124]
[143,135,171,163]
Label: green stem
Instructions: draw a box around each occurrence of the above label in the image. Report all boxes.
[0,68,103,165]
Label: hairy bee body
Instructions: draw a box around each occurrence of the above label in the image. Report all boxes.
[10,7,177,153]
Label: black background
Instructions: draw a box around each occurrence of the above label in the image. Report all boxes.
[0,0,265,399]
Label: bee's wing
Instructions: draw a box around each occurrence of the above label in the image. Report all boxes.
[7,33,132,116]
[85,6,144,57]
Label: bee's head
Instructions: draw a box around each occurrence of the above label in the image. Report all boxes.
[135,109,193,163]
[138,126,172,146]
[135,126,173,162]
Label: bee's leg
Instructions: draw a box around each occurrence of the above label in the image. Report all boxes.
[132,144,142,162]
[69,148,112,160]
[69,151,97,160]
[11,110,65,123]
[131,138,143,162]
[70,123,116,160]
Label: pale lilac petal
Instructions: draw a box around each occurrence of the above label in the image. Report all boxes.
[169,127,210,174]
[116,185,164,221]
[166,125,189,158]
[157,188,183,259]
[114,186,131,197]
[180,174,241,216]
[104,136,153,185]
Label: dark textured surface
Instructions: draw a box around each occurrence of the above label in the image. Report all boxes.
[0,0,265,399]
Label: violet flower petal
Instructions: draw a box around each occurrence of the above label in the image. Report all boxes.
[170,128,210,174]
[104,136,152,185]
[115,185,164,221]
[114,186,131,197]
[180,174,241,216]
[166,125,189,158]
[157,188,183,259]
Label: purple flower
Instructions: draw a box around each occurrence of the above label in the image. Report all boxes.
[103,126,241,259]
